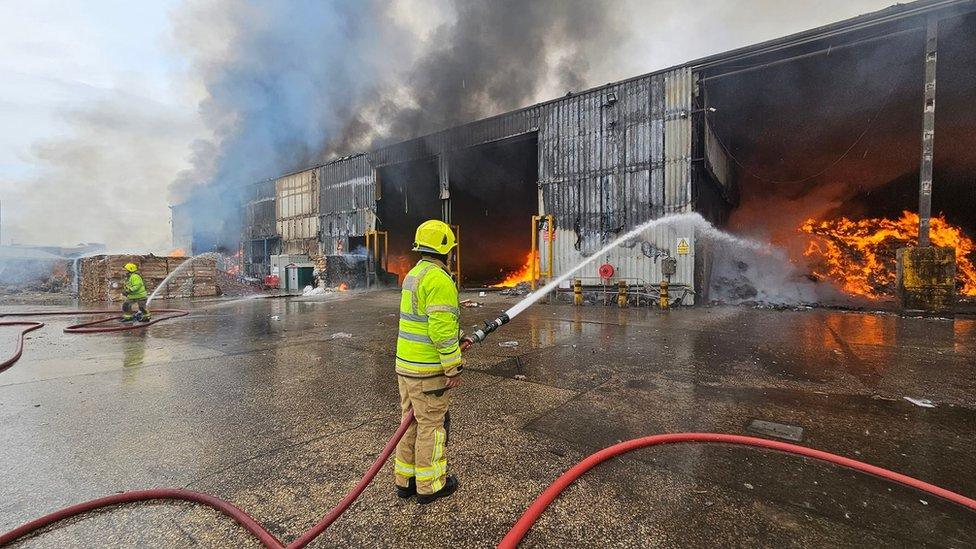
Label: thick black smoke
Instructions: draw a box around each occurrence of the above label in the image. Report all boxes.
[369,0,619,145]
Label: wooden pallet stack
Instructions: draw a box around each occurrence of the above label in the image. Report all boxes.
[79,255,217,302]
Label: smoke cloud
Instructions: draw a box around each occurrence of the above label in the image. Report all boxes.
[2,90,199,250]
[170,0,629,249]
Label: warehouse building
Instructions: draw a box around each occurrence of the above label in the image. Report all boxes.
[177,0,976,304]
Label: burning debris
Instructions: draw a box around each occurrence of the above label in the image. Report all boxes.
[801,211,976,298]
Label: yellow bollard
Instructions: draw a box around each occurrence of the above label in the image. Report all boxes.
[617,280,628,307]
[573,279,583,306]
[659,279,670,310]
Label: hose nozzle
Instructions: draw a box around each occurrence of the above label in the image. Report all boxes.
[469,312,511,343]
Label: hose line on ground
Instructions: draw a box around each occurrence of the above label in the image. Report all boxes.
[497,432,976,548]
[0,410,416,549]
[0,321,44,374]
[2,307,974,546]
[0,309,189,372]
[2,421,975,548]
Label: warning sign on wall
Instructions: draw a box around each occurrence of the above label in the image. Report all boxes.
[676,238,690,255]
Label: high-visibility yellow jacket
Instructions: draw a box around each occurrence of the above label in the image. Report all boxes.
[124,273,147,300]
[396,258,463,378]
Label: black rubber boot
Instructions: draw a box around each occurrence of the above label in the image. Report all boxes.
[417,476,458,505]
[396,477,417,499]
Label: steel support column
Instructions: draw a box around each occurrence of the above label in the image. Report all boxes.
[917,16,938,247]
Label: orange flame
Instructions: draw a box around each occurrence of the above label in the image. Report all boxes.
[168,248,187,257]
[491,251,538,288]
[337,282,349,292]
[800,211,976,298]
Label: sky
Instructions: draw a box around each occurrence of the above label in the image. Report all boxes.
[0,0,895,250]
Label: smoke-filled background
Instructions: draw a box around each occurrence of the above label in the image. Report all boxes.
[0,0,895,250]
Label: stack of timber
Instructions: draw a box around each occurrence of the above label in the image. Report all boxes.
[79,255,216,302]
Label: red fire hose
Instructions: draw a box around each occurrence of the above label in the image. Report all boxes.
[2,313,974,546]
[497,433,976,548]
[0,410,416,548]
[0,321,44,374]
[0,309,189,333]
[2,420,974,548]
[0,310,189,372]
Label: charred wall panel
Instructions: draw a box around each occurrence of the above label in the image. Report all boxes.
[319,154,376,255]
[539,68,693,298]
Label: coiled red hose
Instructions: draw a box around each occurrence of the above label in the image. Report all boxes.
[497,432,976,548]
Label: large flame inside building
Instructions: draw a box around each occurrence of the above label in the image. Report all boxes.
[801,212,976,298]
[491,252,538,288]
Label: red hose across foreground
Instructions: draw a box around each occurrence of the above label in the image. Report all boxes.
[0,410,416,548]
[2,424,975,548]
[497,432,976,548]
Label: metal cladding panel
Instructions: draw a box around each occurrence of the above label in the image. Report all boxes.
[319,154,374,214]
[369,106,542,167]
[319,154,376,255]
[539,70,693,297]
[664,66,693,215]
[276,168,320,243]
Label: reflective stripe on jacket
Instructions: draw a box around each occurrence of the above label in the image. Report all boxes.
[396,259,463,378]
[124,273,148,300]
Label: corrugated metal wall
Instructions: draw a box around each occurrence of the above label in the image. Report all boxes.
[539,67,694,300]
[275,168,320,255]
[318,154,376,254]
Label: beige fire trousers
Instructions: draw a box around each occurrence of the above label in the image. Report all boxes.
[394,375,450,495]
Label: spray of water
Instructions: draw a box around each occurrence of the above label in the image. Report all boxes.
[147,253,216,305]
[505,213,715,319]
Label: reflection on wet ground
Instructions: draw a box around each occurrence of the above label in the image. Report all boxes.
[1,292,974,547]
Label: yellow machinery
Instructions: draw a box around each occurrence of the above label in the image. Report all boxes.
[529,214,554,290]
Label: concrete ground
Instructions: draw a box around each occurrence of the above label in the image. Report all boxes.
[1,291,974,548]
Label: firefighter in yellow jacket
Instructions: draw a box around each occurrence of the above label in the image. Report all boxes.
[120,262,151,323]
[394,219,470,504]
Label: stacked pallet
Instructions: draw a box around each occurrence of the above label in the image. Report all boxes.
[79,255,217,302]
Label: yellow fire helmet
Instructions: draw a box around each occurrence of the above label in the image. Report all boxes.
[124,263,138,273]
[412,219,456,255]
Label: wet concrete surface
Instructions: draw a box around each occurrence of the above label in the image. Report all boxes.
[1,292,974,547]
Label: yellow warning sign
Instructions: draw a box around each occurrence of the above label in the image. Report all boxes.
[676,238,690,255]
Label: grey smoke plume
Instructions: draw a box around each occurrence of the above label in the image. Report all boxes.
[170,0,626,248]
